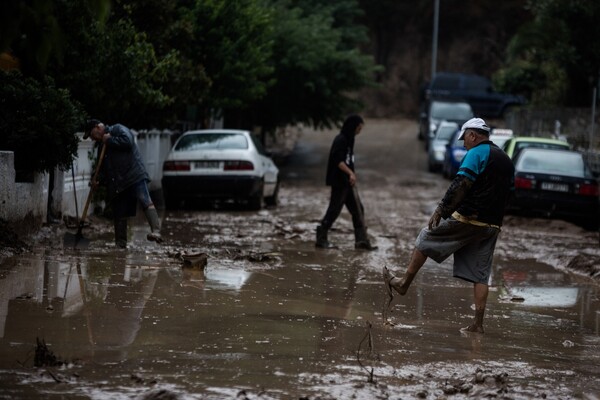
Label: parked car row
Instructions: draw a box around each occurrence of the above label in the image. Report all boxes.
[428,122,598,229]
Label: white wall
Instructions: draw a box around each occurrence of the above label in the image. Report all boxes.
[1,130,174,230]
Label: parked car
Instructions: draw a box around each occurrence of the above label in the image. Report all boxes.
[502,136,570,160]
[442,127,466,179]
[161,129,279,210]
[423,72,526,118]
[488,128,514,150]
[419,99,473,148]
[509,148,599,228]
[428,121,458,172]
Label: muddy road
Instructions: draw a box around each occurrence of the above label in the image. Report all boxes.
[1,118,599,399]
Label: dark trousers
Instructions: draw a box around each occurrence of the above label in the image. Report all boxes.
[320,184,364,231]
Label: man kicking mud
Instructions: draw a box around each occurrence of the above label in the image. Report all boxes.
[383,118,514,333]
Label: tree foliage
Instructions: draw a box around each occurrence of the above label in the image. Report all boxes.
[246,0,379,132]
[495,0,600,106]
[0,71,83,174]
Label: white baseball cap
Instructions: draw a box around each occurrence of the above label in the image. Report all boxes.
[458,117,490,140]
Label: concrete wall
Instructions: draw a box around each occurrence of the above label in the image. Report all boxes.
[1,129,175,232]
[0,151,49,231]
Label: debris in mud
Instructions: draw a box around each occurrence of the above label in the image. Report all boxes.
[139,388,179,400]
[356,321,377,384]
[167,250,209,269]
[34,337,65,367]
[245,251,283,262]
[565,254,600,279]
[182,252,208,269]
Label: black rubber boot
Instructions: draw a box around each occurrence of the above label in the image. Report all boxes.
[355,228,378,251]
[144,207,163,243]
[315,225,336,248]
[114,218,128,249]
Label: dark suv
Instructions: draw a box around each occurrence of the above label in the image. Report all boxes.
[423,72,526,119]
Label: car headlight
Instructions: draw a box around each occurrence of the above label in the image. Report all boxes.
[434,150,445,161]
[429,122,437,133]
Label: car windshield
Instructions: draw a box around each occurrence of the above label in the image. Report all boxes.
[451,132,464,147]
[175,133,248,151]
[516,150,591,178]
[430,102,473,120]
[436,125,457,141]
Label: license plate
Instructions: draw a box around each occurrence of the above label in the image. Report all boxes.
[540,182,568,192]
[194,161,220,169]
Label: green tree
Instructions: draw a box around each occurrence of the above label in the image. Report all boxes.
[190,0,275,115]
[0,71,83,175]
[0,0,110,77]
[496,0,600,106]
[48,1,186,127]
[247,0,379,132]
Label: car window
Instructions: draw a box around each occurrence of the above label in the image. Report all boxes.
[452,132,464,147]
[436,126,457,141]
[465,76,490,91]
[175,133,248,151]
[516,150,591,178]
[513,141,569,159]
[250,134,267,156]
[432,75,460,90]
[430,102,473,120]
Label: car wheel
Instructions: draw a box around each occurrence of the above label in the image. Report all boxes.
[164,194,181,210]
[264,179,279,207]
[247,181,263,211]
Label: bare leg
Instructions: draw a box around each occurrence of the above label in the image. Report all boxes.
[461,283,488,333]
[389,248,427,295]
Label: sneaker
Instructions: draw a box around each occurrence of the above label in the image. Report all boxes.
[147,232,163,243]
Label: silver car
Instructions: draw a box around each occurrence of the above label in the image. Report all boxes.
[427,121,458,172]
[162,130,279,210]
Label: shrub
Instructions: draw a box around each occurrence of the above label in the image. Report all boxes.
[0,70,84,176]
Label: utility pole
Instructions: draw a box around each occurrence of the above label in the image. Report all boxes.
[591,86,597,150]
[431,0,439,80]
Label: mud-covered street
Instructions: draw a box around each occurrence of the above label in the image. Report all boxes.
[1,118,600,399]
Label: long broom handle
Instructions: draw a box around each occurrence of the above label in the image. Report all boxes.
[71,161,79,221]
[78,142,107,229]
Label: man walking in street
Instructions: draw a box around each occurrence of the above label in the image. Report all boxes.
[84,119,162,248]
[315,114,377,251]
[383,117,514,333]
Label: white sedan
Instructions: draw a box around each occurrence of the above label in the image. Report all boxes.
[162,130,279,210]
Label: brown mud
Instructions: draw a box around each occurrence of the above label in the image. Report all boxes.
[0,118,599,399]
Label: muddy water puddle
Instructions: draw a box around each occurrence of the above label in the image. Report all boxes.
[1,232,599,399]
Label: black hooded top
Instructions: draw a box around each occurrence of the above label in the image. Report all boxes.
[325,115,364,186]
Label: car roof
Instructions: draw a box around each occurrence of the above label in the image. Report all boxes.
[437,120,459,128]
[508,136,568,145]
[182,129,251,135]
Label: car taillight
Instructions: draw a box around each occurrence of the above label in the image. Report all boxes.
[163,161,190,171]
[578,182,599,196]
[515,176,534,189]
[223,160,254,171]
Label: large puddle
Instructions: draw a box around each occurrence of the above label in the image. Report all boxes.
[1,119,599,398]
[1,219,599,399]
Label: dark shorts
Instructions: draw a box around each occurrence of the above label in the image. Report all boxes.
[415,218,500,284]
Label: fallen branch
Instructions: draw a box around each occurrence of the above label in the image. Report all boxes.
[356,321,376,384]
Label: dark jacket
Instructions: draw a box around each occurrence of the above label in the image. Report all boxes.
[439,141,514,226]
[325,115,363,186]
[98,124,149,200]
